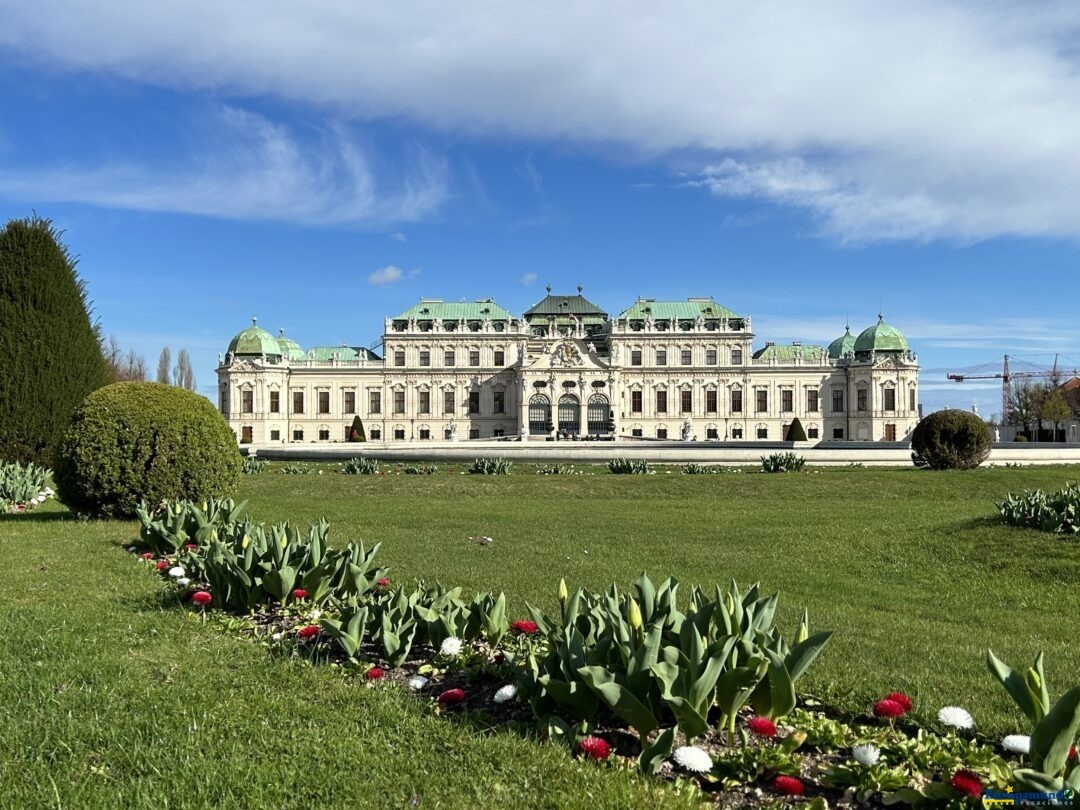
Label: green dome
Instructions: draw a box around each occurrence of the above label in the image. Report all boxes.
[827,325,856,359]
[853,315,909,354]
[276,329,306,361]
[227,318,282,357]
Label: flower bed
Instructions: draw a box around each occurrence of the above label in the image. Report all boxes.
[1,460,54,513]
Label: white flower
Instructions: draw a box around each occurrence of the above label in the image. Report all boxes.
[271,632,283,641]
[408,675,429,690]
[1002,734,1031,754]
[127,546,138,553]
[852,744,881,766]
[176,577,191,587]
[938,706,974,730]
[440,636,463,656]
[672,745,713,774]
[168,566,186,578]
[310,609,322,620]
[43,487,54,496]
[494,684,517,703]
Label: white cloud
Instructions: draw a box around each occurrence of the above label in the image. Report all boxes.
[389,232,407,243]
[368,265,420,285]
[521,272,538,286]
[0,106,446,225]
[5,2,1080,240]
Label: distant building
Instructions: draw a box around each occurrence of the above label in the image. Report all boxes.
[217,288,920,444]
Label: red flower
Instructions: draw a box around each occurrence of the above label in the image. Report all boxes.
[511,620,539,635]
[884,692,913,713]
[291,588,309,600]
[377,577,390,587]
[437,688,465,706]
[747,716,778,737]
[140,552,155,560]
[949,769,983,798]
[365,667,385,681]
[873,698,905,719]
[773,775,804,796]
[297,624,320,640]
[577,736,612,761]
[1070,745,1078,761]
[190,591,212,606]
[155,560,169,571]
[183,543,198,551]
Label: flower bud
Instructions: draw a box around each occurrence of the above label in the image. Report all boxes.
[1026,667,1042,690]
[558,578,569,603]
[628,597,643,630]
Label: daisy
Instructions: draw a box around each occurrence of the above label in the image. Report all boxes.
[672,745,713,774]
[493,684,517,703]
[949,769,982,798]
[577,736,612,761]
[440,636,463,656]
[873,698,905,719]
[773,775,804,796]
[938,706,974,730]
[747,716,777,737]
[407,675,429,690]
[168,566,186,578]
[176,577,191,587]
[852,744,881,766]
[1002,734,1031,754]
[438,688,465,706]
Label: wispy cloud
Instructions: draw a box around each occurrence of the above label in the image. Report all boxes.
[0,106,447,226]
[521,272,538,286]
[368,265,420,285]
[389,232,407,243]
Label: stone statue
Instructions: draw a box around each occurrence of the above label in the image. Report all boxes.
[681,417,693,442]
[448,421,458,441]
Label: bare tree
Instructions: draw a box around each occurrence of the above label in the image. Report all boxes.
[103,334,147,381]
[174,349,196,391]
[120,349,148,381]
[156,346,172,385]
[1006,380,1047,438]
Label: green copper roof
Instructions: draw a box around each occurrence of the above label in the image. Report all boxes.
[308,345,381,362]
[617,297,740,322]
[853,315,909,353]
[827,326,857,359]
[524,288,607,323]
[276,329,306,361]
[752,343,826,363]
[392,299,514,322]
[227,318,282,357]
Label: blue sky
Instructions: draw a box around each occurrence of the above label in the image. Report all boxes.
[2,1,1079,418]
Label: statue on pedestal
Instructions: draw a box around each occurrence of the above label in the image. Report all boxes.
[448,421,458,442]
[681,417,693,442]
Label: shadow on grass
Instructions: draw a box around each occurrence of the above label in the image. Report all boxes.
[0,511,77,524]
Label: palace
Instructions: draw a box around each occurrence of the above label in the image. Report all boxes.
[217,288,920,445]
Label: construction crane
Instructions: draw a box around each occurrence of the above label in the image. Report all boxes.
[947,354,1080,420]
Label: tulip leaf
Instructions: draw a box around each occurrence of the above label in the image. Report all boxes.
[638,727,676,775]
[1030,686,1080,776]
[987,649,1042,725]
[578,665,658,737]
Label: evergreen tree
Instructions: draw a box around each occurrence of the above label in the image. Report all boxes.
[156,346,172,385]
[785,417,807,442]
[0,214,111,464]
[349,415,366,442]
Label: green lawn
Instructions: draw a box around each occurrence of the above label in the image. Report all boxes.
[3,464,1079,808]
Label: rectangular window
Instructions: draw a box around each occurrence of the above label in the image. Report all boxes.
[656,349,667,366]
[680,390,692,413]
[732,427,743,439]
[732,348,743,364]
[469,428,480,439]
[757,427,768,439]
[833,427,844,439]
[369,391,381,414]
[269,390,279,413]
[419,350,430,367]
[808,427,819,439]
[318,390,330,414]
[318,428,330,441]
[394,350,405,367]
[631,350,642,366]
[370,429,381,440]
[706,348,717,365]
[393,390,405,414]
[394,428,405,440]
[631,390,643,413]
[806,390,819,413]
[219,387,228,414]
[493,390,505,413]
[469,350,480,367]
[443,390,455,414]
[832,389,844,413]
[241,389,253,414]
[631,428,643,437]
[756,390,768,412]
[884,388,896,411]
[292,429,303,441]
[885,423,897,441]
[419,428,430,440]
[657,428,668,439]
[270,429,280,441]
[731,389,743,413]
[343,391,355,414]
[419,390,430,414]
[656,390,668,413]
[857,388,868,412]
[706,389,718,413]
[781,389,793,413]
[241,426,253,444]
[444,350,455,366]
[681,349,692,365]
[292,391,304,414]
[494,350,505,366]
[909,388,916,411]
[468,391,480,414]
[706,427,718,439]
[493,428,505,438]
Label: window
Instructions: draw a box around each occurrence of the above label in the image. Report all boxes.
[731,388,743,413]
[369,390,382,414]
[419,350,430,367]
[529,394,551,435]
[419,428,430,440]
[806,390,819,413]
[732,348,743,364]
[656,349,667,366]
[393,390,405,414]
[219,386,228,414]
[444,350,455,366]
[832,389,844,413]
[756,390,768,412]
[370,429,381,440]
[706,389,718,413]
[269,390,279,413]
[394,350,405,367]
[757,427,768,439]
[781,389,793,413]
[494,350,505,366]
[468,391,480,414]
[394,428,405,440]
[833,427,844,439]
[885,423,897,441]
[469,350,480,367]
[808,427,819,439]
[706,348,717,365]
[681,349,692,365]
[318,428,330,441]
[270,429,280,441]
[631,390,643,413]
[884,388,896,412]
[706,427,718,439]
[656,390,668,413]
[292,429,304,441]
[631,428,643,437]
[241,426,253,444]
[318,391,330,414]
[469,428,480,439]
[493,390,505,414]
[443,390,455,414]
[909,388,916,411]
[293,391,305,414]
[857,388,868,412]
[493,428,505,438]
[732,427,743,439]
[680,390,692,413]
[341,391,354,414]
[242,389,253,414]
[657,428,668,439]
[419,390,430,414]
[631,350,642,366]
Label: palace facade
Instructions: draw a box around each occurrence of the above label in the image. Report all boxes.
[217,289,920,444]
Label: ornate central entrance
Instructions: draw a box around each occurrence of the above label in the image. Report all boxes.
[558,394,580,434]
[528,394,551,435]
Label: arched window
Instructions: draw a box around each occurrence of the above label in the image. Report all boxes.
[587,394,609,434]
[558,394,580,434]
[529,394,551,435]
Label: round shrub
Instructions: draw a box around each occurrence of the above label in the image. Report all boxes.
[910,409,991,470]
[55,382,241,517]
[1013,434,1029,442]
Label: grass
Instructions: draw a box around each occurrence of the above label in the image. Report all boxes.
[3,463,1080,807]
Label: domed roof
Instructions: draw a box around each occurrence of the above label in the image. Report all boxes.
[853,314,909,353]
[276,328,306,361]
[227,318,282,357]
[827,325,856,359]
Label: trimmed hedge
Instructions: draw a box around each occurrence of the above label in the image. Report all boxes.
[911,409,991,470]
[55,382,241,518]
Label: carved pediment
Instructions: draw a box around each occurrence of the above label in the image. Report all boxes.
[228,359,261,373]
